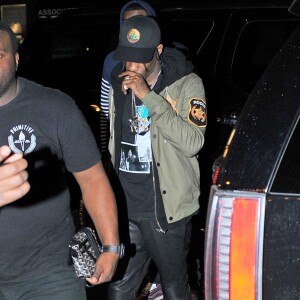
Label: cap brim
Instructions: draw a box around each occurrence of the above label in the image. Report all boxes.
[113,46,155,63]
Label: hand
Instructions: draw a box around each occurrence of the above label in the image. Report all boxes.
[119,71,151,100]
[0,145,30,207]
[85,252,119,285]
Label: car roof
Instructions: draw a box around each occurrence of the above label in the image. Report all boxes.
[41,0,295,19]
[61,0,293,10]
[34,1,298,36]
[217,24,300,192]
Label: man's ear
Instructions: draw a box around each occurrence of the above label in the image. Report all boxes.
[157,44,164,55]
[15,53,19,71]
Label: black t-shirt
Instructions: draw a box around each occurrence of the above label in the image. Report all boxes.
[0,78,101,280]
[119,93,162,218]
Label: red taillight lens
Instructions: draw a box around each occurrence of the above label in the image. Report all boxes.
[212,164,221,185]
[205,188,265,300]
[212,155,223,185]
[230,198,259,300]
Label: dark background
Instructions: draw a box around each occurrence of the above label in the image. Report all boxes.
[0,0,294,36]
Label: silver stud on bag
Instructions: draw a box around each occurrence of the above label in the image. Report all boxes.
[69,227,101,279]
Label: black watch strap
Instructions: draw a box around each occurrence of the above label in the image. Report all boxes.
[100,244,125,258]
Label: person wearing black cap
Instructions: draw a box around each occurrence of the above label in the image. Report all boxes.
[107,15,206,300]
[99,1,157,156]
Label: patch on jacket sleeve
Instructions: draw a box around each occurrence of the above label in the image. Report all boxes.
[188,98,207,127]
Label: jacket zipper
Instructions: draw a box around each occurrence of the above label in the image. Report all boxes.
[151,160,165,233]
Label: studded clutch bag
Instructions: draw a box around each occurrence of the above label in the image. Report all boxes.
[69,227,101,279]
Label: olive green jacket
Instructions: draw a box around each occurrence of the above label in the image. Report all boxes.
[109,73,206,223]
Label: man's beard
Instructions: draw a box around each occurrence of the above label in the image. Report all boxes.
[0,69,15,99]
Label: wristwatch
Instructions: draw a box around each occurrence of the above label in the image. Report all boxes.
[100,244,125,258]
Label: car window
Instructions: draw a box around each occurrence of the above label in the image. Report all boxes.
[18,20,120,93]
[160,18,213,55]
[48,28,118,91]
[271,119,300,194]
[232,20,299,94]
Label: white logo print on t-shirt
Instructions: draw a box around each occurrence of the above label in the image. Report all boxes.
[8,124,36,154]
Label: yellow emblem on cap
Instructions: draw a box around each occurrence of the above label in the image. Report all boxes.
[127,28,140,43]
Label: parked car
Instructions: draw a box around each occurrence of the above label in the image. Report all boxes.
[204,16,300,300]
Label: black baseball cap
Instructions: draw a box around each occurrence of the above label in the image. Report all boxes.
[114,15,161,63]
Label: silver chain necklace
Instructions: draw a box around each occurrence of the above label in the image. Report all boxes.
[130,70,162,134]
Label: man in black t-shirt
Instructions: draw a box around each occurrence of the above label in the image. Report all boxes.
[0,22,121,299]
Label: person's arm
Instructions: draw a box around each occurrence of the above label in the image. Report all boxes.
[120,71,206,157]
[0,145,30,207]
[142,75,206,157]
[73,161,119,285]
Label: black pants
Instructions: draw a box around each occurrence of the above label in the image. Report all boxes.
[107,217,192,300]
[0,264,86,300]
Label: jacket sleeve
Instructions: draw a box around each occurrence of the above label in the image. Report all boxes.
[142,74,206,157]
[99,54,112,154]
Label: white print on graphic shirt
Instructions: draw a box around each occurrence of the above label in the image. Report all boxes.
[119,141,150,174]
[136,133,152,163]
[8,124,36,154]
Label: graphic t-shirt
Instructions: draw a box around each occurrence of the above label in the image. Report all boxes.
[119,96,152,174]
[118,92,164,218]
[0,77,101,280]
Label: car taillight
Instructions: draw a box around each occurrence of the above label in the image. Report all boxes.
[205,186,265,300]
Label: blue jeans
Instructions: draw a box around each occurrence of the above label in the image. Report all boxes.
[107,217,192,300]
